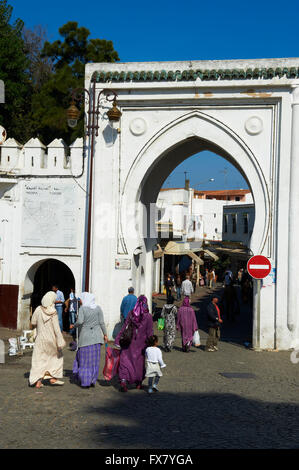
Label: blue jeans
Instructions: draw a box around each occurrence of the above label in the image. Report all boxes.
[176,287,181,300]
[69,311,76,337]
[56,304,63,331]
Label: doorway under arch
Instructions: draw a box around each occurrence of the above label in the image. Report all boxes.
[30,259,75,312]
[144,146,255,345]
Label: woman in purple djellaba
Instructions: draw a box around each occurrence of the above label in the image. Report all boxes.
[115,295,153,392]
[176,296,198,352]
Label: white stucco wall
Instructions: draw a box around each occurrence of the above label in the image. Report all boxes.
[156,188,189,239]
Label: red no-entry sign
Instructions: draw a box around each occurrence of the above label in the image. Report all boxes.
[247,255,271,279]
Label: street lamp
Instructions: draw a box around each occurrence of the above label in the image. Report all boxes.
[193,178,215,189]
[66,84,122,292]
[66,87,122,135]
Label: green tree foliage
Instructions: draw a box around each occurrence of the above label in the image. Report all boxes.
[0,0,32,143]
[32,21,120,144]
[0,5,120,145]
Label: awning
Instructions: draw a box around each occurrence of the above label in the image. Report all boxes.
[203,249,219,261]
[187,251,204,265]
[153,241,204,264]
[164,241,189,255]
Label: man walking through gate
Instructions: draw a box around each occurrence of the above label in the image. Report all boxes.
[120,287,137,324]
[205,296,223,352]
[52,284,65,332]
[181,274,194,298]
[175,274,182,301]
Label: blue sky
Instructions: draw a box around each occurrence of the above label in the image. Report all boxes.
[11,0,298,190]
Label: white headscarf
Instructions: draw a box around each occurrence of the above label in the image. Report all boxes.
[41,291,57,321]
[80,292,97,309]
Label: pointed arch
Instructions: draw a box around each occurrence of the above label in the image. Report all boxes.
[119,110,269,256]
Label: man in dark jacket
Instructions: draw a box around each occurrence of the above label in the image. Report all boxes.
[205,296,223,352]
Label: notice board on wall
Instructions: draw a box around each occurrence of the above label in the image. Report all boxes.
[21,183,77,248]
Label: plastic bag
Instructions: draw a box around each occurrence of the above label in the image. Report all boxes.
[157,318,165,330]
[103,346,120,381]
[193,330,200,346]
[8,338,18,356]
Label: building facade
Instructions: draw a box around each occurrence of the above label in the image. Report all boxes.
[157,187,254,243]
[222,204,255,246]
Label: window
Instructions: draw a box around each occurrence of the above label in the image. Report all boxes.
[193,220,196,231]
[224,215,228,233]
[243,213,248,234]
[232,214,237,233]
[235,196,240,201]
[31,156,34,167]
[214,213,216,218]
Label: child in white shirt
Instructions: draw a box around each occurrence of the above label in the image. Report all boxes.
[145,335,166,394]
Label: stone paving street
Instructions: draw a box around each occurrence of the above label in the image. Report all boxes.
[1,286,299,449]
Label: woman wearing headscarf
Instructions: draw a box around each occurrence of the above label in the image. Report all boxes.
[115,295,153,392]
[161,295,177,352]
[29,291,66,388]
[72,292,108,388]
[176,296,198,352]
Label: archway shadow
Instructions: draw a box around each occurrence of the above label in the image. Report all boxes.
[191,285,253,347]
[84,390,299,449]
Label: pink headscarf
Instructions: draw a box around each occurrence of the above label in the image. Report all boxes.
[182,296,190,307]
[131,295,149,325]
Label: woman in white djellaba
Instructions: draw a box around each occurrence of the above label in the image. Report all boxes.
[29,291,66,388]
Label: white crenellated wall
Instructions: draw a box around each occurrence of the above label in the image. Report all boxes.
[46,138,67,171]
[0,137,84,176]
[0,138,22,171]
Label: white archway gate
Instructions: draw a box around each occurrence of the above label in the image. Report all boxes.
[86,58,299,350]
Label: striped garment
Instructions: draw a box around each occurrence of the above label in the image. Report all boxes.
[72,343,101,387]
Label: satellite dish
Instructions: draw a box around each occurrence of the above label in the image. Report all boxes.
[0,125,7,145]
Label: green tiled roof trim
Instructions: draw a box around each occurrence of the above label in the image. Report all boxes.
[92,67,299,82]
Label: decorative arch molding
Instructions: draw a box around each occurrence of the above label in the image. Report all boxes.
[118,110,270,256]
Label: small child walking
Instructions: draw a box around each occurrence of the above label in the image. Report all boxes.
[145,335,166,394]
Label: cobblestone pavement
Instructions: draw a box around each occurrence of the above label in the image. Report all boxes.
[1,286,299,449]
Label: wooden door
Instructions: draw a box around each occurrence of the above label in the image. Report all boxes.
[0,285,19,329]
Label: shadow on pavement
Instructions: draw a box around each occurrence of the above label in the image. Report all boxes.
[191,286,253,347]
[84,390,299,449]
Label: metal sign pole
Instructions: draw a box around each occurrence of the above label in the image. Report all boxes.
[256,279,261,350]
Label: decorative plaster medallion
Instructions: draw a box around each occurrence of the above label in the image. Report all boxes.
[245,116,263,135]
[0,125,7,144]
[129,118,147,136]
